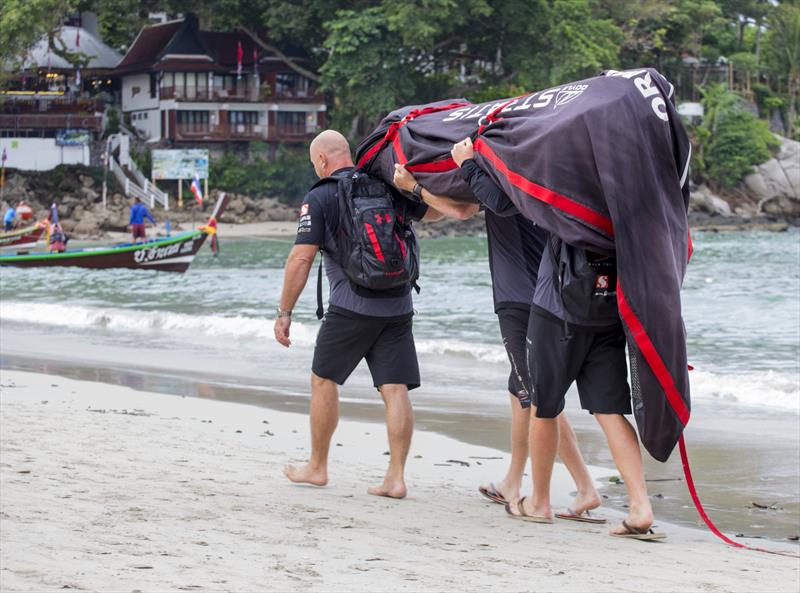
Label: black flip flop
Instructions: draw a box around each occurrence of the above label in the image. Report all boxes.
[478,482,507,505]
[611,519,666,541]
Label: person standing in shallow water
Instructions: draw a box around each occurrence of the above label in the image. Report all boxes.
[393,146,601,521]
[273,130,443,498]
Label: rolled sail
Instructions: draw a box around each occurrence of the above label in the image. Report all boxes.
[356,68,693,462]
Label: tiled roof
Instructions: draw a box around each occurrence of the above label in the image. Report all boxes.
[115,20,182,73]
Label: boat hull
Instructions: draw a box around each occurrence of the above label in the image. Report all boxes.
[0,223,45,250]
[0,231,208,273]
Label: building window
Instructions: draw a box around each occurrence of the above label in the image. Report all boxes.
[275,72,309,97]
[228,111,258,125]
[149,73,157,98]
[177,111,209,124]
[276,111,307,135]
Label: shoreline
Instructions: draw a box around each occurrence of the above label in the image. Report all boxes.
[64,216,798,243]
[3,349,799,545]
[1,368,798,592]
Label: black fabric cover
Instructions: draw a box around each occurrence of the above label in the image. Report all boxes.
[355,68,693,462]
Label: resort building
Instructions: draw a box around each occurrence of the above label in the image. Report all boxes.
[115,14,326,145]
[0,13,121,169]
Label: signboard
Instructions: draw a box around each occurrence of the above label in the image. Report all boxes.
[56,129,90,146]
[152,149,209,180]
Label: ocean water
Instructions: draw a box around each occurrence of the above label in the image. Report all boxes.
[1,230,799,539]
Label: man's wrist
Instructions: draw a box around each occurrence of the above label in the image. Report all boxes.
[412,183,424,201]
[276,307,292,318]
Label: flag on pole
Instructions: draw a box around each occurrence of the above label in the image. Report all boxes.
[190,175,203,205]
[75,26,81,90]
[252,45,259,96]
[236,40,243,80]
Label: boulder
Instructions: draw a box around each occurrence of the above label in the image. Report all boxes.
[690,185,732,216]
[80,186,100,202]
[227,195,247,215]
[72,212,100,235]
[742,136,800,216]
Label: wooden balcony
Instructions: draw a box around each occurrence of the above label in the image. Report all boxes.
[160,86,260,103]
[0,96,106,114]
[0,113,103,132]
[171,121,314,143]
[159,86,324,104]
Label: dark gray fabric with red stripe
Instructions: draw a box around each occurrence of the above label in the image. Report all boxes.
[356,68,693,462]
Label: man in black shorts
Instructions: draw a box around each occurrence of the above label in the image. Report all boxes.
[394,143,601,520]
[274,130,441,499]
[525,229,663,537]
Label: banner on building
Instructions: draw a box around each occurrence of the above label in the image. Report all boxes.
[56,129,91,146]
[152,149,209,180]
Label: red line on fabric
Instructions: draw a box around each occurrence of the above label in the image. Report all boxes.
[680,436,799,557]
[406,158,459,173]
[616,282,690,425]
[474,138,615,237]
[394,232,407,258]
[687,229,693,263]
[364,223,385,263]
[392,134,408,165]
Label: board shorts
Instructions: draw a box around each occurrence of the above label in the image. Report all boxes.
[131,223,146,240]
[496,306,532,408]
[528,307,631,418]
[312,306,420,390]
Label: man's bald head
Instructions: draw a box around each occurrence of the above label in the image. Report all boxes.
[309,130,354,178]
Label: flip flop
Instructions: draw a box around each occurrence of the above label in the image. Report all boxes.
[478,482,507,505]
[555,508,607,524]
[504,497,553,524]
[611,519,666,541]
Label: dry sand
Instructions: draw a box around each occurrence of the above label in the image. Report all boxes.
[1,369,797,592]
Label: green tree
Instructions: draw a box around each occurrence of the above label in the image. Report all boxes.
[0,0,74,82]
[764,0,800,137]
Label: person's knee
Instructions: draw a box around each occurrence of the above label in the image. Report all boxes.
[311,372,337,393]
[379,383,408,398]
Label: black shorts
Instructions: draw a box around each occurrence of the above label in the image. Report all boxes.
[312,307,420,390]
[528,309,631,418]
[497,307,532,408]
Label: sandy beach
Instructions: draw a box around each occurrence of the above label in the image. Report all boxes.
[1,369,797,592]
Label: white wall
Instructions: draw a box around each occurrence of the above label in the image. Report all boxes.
[129,109,160,140]
[121,73,159,112]
[0,138,90,171]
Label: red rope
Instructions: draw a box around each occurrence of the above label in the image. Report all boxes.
[679,435,799,558]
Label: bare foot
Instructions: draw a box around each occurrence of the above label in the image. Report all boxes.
[610,505,654,535]
[282,463,328,486]
[479,478,521,503]
[569,489,602,515]
[367,479,407,499]
[508,496,553,520]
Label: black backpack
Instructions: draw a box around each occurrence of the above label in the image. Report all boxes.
[315,169,420,318]
[549,234,619,327]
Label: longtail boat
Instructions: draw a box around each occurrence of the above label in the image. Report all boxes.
[0,193,227,273]
[0,221,47,250]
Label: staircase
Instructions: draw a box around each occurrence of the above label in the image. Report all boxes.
[105,133,170,210]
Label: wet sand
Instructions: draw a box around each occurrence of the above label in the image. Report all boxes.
[3,351,799,544]
[2,369,798,592]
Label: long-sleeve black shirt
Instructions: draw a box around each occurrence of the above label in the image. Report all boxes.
[459,159,546,312]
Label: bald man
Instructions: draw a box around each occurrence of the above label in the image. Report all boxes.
[274,130,442,498]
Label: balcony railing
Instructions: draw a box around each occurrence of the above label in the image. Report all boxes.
[160,86,260,102]
[172,121,314,142]
[159,86,324,104]
[0,97,105,115]
[0,113,103,131]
